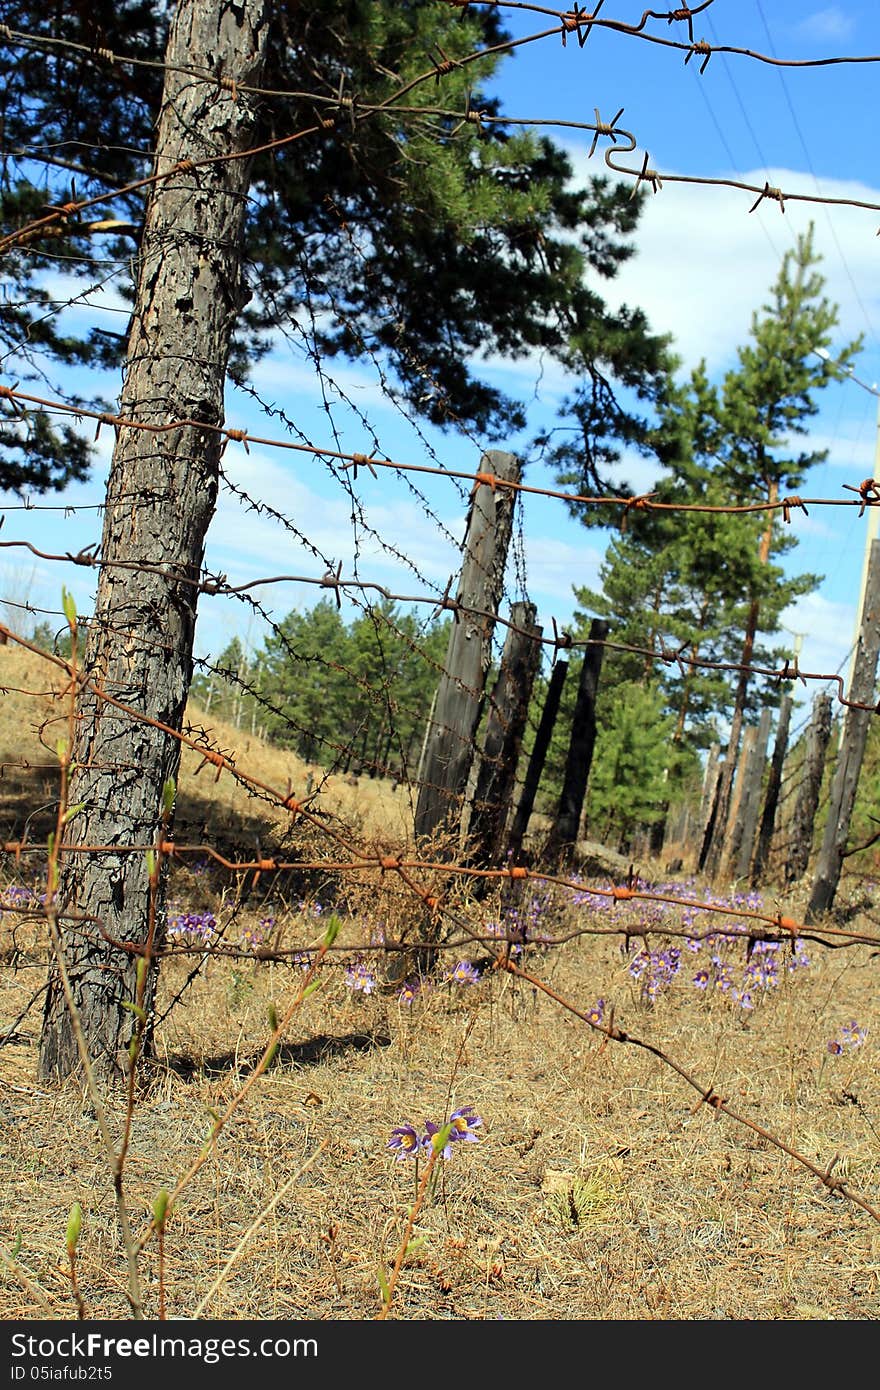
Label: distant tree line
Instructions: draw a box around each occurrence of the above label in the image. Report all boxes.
[190,599,452,781]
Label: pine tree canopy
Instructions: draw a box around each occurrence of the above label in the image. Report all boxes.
[0,0,673,493]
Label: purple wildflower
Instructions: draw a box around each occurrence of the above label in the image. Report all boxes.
[449,1106,482,1143]
[388,1125,421,1160]
[841,1020,867,1047]
[398,978,421,1005]
[586,999,605,1026]
[345,960,377,994]
[445,960,481,986]
[167,908,216,940]
[424,1120,454,1159]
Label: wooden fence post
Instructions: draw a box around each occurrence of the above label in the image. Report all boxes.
[785,692,833,885]
[719,724,758,879]
[732,707,772,880]
[751,693,792,886]
[467,602,543,866]
[506,657,569,864]
[807,538,880,920]
[545,619,609,862]
[414,450,520,845]
[695,744,721,871]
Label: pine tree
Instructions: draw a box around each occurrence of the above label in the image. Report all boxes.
[22,0,673,1081]
[0,0,671,488]
[548,228,858,858]
[699,226,860,873]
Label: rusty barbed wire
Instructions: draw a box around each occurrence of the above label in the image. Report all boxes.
[2,623,877,949]
[459,2,880,72]
[0,17,635,257]
[3,384,879,523]
[3,543,878,714]
[4,15,880,271]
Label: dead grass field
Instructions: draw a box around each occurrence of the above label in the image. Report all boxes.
[1,642,879,1321]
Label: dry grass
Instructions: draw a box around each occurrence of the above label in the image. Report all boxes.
[1,642,879,1321]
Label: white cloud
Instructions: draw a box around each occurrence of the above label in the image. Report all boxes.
[780,588,856,685]
[795,8,855,43]
[560,160,880,376]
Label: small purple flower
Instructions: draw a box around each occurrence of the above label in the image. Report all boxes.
[586,999,605,1026]
[445,960,481,986]
[424,1120,454,1159]
[345,960,377,994]
[388,1124,421,1160]
[628,951,649,981]
[398,978,421,1005]
[449,1106,482,1142]
[168,908,217,940]
[693,969,710,990]
[841,1020,867,1047]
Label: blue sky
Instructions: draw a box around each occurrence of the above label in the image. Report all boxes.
[2,1,879,719]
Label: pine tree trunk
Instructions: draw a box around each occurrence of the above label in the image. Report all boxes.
[39,0,270,1083]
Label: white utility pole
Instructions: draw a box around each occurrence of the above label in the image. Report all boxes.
[839,396,880,749]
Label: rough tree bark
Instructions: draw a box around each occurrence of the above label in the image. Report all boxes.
[705,481,778,877]
[39,0,271,1082]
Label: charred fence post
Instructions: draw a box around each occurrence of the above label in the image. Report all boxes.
[414,450,520,847]
[807,537,880,920]
[467,602,542,867]
[696,744,721,872]
[545,619,609,863]
[507,658,569,865]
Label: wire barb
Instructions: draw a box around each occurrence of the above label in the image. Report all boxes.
[749,181,786,214]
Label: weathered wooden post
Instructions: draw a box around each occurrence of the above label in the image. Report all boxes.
[414,449,520,846]
[751,694,792,886]
[719,723,758,879]
[696,744,722,872]
[506,657,569,864]
[545,619,609,862]
[467,602,542,866]
[807,538,880,920]
[785,692,833,885]
[732,706,772,880]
